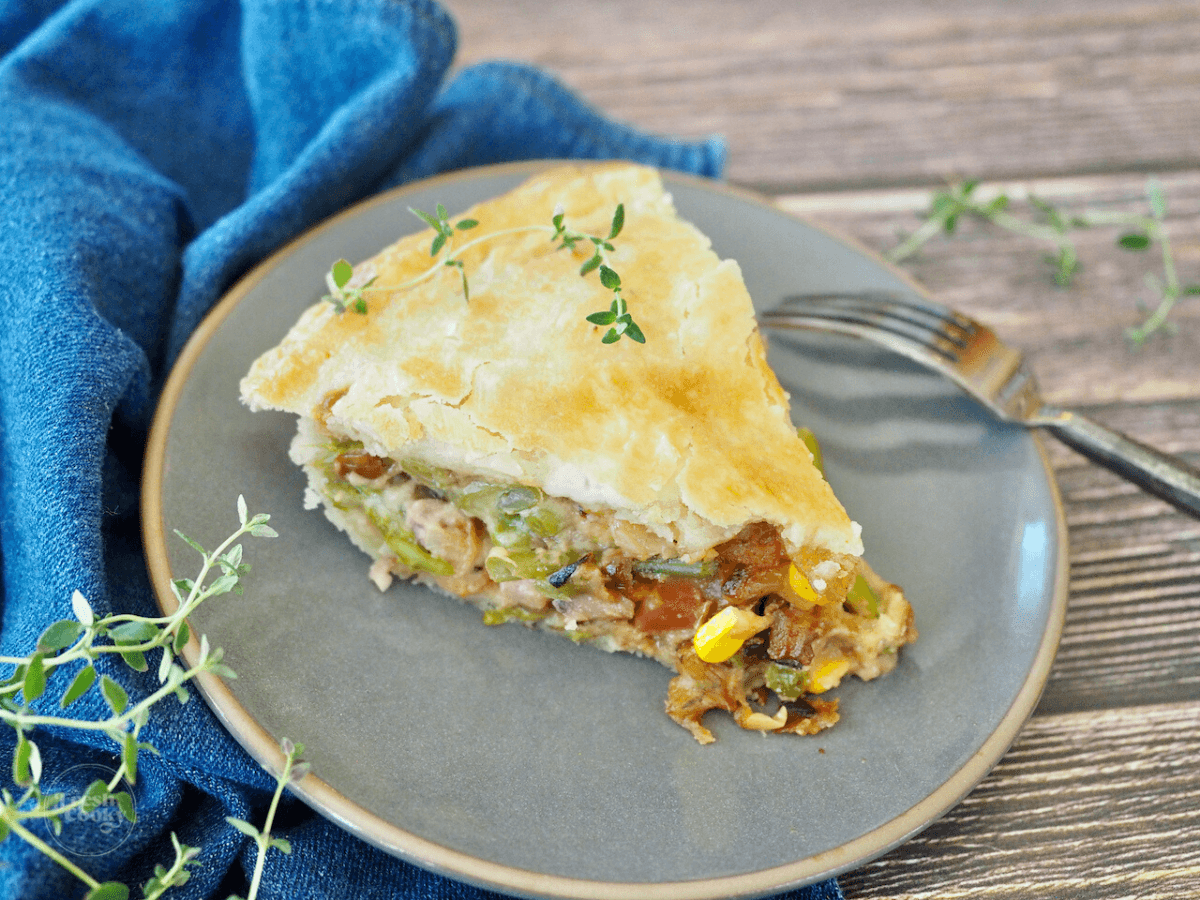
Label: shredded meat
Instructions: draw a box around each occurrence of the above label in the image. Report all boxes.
[405,499,486,575]
[666,648,756,744]
[666,647,842,743]
[335,451,392,480]
[765,597,827,664]
[715,522,790,605]
[497,580,552,611]
[552,593,635,622]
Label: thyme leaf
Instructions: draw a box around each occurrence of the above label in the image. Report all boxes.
[324,201,644,344]
[321,258,374,315]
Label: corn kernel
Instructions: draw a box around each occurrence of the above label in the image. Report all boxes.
[693,606,770,663]
[788,564,817,602]
[787,563,836,606]
[809,659,850,693]
[739,707,788,731]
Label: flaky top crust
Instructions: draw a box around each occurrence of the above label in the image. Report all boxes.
[240,163,863,558]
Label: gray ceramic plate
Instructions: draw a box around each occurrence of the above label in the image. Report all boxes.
[143,162,1069,899]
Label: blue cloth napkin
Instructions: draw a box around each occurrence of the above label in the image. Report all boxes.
[0,1,844,898]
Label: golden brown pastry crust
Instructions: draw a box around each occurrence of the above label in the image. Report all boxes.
[240,163,862,559]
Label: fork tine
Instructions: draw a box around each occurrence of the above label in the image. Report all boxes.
[777,291,973,339]
[787,290,975,329]
[763,290,1028,417]
[768,291,975,363]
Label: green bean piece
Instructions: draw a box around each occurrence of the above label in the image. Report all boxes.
[456,483,507,516]
[400,458,457,492]
[522,503,563,537]
[632,558,718,580]
[482,607,547,625]
[495,485,542,512]
[490,513,533,549]
[485,553,520,582]
[797,427,824,476]
[845,574,880,618]
[763,662,808,701]
[365,508,454,576]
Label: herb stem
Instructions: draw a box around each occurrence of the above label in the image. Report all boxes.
[15,761,131,824]
[888,177,1197,344]
[885,214,948,263]
[144,836,198,900]
[1,809,102,890]
[1068,209,1183,344]
[244,743,300,900]
[365,224,555,296]
[0,658,207,733]
[326,203,641,342]
[887,190,1073,263]
[0,499,273,900]
[989,208,1063,241]
[1161,228,1179,295]
[174,521,256,612]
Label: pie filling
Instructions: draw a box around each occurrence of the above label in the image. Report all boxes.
[298,422,917,744]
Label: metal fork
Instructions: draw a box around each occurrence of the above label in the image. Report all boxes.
[761,290,1200,519]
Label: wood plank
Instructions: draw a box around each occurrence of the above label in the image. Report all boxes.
[839,701,1200,899]
[1040,441,1200,714]
[443,0,1200,191]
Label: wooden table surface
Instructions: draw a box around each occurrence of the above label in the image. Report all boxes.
[443,2,1200,897]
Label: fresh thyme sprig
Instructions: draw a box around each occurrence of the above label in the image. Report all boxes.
[888,177,1200,345]
[556,203,644,343]
[410,203,479,301]
[0,498,298,900]
[551,202,624,275]
[322,259,374,315]
[139,834,203,900]
[226,738,309,900]
[321,203,645,344]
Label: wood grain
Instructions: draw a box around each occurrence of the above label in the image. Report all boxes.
[840,702,1200,899]
[443,0,1200,191]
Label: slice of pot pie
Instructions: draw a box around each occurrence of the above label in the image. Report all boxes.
[240,163,916,743]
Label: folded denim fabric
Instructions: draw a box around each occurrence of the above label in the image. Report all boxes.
[0,1,844,898]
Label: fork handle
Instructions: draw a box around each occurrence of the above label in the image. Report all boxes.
[1035,407,1200,518]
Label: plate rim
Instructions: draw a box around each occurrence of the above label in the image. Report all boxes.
[141,159,1070,899]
